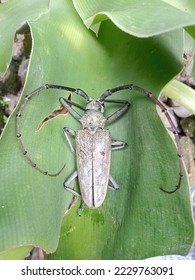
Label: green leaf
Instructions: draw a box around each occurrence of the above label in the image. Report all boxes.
[162,0,195,13]
[73,0,195,37]
[0,0,50,74]
[183,27,195,78]
[0,246,33,260]
[0,0,194,259]
[163,80,195,114]
[162,27,195,115]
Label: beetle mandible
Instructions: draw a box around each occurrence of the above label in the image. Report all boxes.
[16,84,183,209]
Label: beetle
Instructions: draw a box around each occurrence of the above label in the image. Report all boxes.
[16,84,183,209]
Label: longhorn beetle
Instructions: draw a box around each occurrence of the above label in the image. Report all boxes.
[16,84,183,209]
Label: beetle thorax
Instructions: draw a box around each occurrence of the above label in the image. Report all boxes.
[80,110,106,133]
[80,100,106,133]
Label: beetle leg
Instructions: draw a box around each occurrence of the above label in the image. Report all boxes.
[60,98,82,122]
[63,127,76,153]
[104,99,130,124]
[64,170,81,197]
[108,174,120,190]
[64,171,86,216]
[111,140,127,150]
[78,201,85,216]
[64,195,77,215]
[60,97,86,111]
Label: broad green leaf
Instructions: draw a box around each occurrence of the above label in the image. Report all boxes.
[185,26,195,39]
[162,0,195,13]
[183,27,195,78]
[0,0,50,74]
[0,0,194,259]
[163,80,195,114]
[163,27,195,115]
[0,246,33,260]
[72,0,195,37]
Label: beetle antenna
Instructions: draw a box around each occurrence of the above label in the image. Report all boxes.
[100,84,184,193]
[16,84,89,176]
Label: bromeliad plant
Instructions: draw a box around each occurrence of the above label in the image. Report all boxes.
[0,0,195,260]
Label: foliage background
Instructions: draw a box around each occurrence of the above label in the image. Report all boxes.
[0,0,194,259]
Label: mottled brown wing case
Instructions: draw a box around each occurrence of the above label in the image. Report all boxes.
[76,129,111,208]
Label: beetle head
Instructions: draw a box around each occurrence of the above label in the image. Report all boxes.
[80,100,106,132]
[86,99,104,113]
